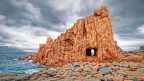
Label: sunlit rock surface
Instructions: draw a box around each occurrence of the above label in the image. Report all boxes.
[23,6,119,66]
[20,6,144,66]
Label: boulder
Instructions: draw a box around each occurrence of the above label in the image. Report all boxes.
[105,74,113,81]
[66,64,74,70]
[112,75,123,81]
[92,74,103,79]
[119,67,128,71]
[129,63,137,70]
[127,75,141,81]
[92,65,99,70]
[76,68,83,72]
[119,72,128,77]
[47,68,57,76]
[18,56,27,60]
[84,67,92,72]
[58,70,65,75]
[74,67,82,72]
[84,77,101,81]
[15,74,29,81]
[112,62,121,66]
[137,68,144,71]
[73,63,80,67]
[122,63,129,68]
[99,67,112,75]
[99,63,107,69]
[91,70,98,75]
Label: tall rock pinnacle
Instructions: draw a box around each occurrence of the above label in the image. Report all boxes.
[26,6,119,66]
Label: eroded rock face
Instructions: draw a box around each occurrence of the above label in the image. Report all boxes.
[25,6,119,66]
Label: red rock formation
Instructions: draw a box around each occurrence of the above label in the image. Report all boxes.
[24,6,120,66]
[119,51,144,63]
[19,56,27,60]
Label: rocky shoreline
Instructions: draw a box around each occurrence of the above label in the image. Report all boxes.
[1,62,144,81]
[0,72,30,81]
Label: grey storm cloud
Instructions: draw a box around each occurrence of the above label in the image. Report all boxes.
[0,0,71,32]
[0,0,144,51]
[108,0,144,34]
[107,0,144,50]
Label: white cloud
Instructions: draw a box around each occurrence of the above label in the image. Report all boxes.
[0,24,61,51]
[138,25,144,33]
[48,31,60,39]
[114,35,143,51]
[66,14,82,29]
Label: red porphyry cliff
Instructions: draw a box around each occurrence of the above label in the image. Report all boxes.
[20,6,120,66]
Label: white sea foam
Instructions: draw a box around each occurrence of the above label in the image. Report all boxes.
[24,68,41,74]
[28,60,33,62]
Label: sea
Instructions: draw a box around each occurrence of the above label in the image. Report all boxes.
[0,52,42,74]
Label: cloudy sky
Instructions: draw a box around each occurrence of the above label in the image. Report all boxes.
[0,0,144,51]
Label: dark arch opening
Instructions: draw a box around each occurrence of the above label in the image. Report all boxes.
[86,48,97,56]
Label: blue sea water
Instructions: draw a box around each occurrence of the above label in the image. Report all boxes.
[0,52,42,74]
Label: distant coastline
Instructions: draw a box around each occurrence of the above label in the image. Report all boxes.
[0,46,24,52]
